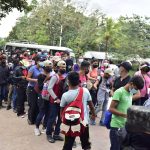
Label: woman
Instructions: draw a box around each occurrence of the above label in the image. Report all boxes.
[134,62,150,105]
[88,59,99,106]
[34,60,54,136]
[26,56,43,125]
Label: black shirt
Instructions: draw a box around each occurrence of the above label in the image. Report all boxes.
[113,76,131,91]
[66,58,73,73]
[0,65,9,85]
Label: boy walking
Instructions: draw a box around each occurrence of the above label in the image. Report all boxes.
[60,72,96,150]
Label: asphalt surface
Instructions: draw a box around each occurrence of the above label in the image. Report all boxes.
[0,106,110,150]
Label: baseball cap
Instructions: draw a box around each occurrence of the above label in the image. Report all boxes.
[20,59,30,67]
[52,56,61,62]
[119,61,132,71]
[104,68,114,76]
[43,60,53,67]
[57,60,66,67]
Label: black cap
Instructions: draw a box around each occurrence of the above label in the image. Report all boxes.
[119,61,132,71]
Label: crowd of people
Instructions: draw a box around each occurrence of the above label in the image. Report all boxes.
[0,49,150,150]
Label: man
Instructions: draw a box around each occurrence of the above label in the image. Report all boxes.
[0,55,9,108]
[112,61,132,92]
[46,60,66,143]
[79,60,90,87]
[112,61,141,101]
[109,75,144,150]
[65,52,73,73]
[60,72,96,150]
[94,68,114,126]
[13,60,28,117]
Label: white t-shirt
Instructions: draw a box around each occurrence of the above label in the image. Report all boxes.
[60,87,92,124]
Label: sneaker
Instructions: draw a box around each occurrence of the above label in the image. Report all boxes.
[13,109,17,113]
[21,115,25,118]
[27,119,34,125]
[53,135,64,141]
[17,112,26,117]
[99,121,105,126]
[41,127,46,134]
[6,105,11,110]
[47,135,55,143]
[90,119,96,125]
[34,128,41,136]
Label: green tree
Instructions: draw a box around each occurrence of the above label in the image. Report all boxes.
[0,0,30,19]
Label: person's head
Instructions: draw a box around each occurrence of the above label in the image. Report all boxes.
[80,60,90,75]
[119,61,132,77]
[91,59,98,69]
[33,56,44,68]
[61,52,68,61]
[23,52,29,58]
[104,68,114,79]
[0,55,6,66]
[13,59,19,66]
[57,60,66,74]
[140,62,150,74]
[33,56,40,65]
[43,60,53,73]
[128,75,144,94]
[68,71,80,87]
[78,58,84,64]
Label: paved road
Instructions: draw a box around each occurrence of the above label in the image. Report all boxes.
[0,107,110,150]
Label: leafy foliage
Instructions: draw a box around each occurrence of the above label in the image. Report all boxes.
[6,0,150,59]
[0,0,30,19]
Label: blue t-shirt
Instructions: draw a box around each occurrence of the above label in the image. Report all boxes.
[28,65,42,87]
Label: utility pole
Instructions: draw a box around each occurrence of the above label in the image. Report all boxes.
[59,25,63,47]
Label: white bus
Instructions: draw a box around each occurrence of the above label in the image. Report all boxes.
[4,42,75,56]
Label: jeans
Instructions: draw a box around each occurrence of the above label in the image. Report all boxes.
[35,97,50,128]
[27,86,39,124]
[95,94,109,123]
[46,103,61,136]
[110,128,121,150]
[0,85,7,105]
[62,126,91,150]
[90,88,97,106]
[16,86,26,115]
[12,86,17,110]
[7,84,13,107]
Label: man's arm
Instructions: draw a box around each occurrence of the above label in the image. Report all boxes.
[109,100,127,118]
[88,101,96,119]
[48,75,58,100]
[60,107,65,119]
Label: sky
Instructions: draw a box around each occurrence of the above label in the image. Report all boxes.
[0,0,150,38]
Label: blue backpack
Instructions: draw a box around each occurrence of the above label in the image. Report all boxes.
[103,110,112,129]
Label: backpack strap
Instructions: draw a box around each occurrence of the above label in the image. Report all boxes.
[75,88,83,102]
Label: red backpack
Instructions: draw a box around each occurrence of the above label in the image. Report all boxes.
[61,88,86,137]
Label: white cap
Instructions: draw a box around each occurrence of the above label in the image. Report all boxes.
[57,60,66,67]
[43,60,53,67]
[104,68,114,76]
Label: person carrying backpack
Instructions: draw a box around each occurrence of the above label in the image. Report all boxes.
[60,72,96,150]
[34,60,54,136]
[46,60,66,143]
[93,68,114,126]
[13,60,28,117]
